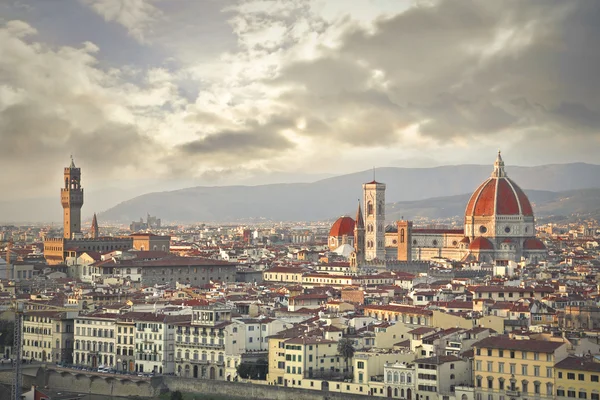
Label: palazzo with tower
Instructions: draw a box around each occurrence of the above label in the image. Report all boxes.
[329,152,547,268]
[43,158,170,265]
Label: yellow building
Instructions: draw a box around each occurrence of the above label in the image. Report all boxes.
[472,336,568,400]
[364,305,433,326]
[555,356,600,400]
[262,266,305,284]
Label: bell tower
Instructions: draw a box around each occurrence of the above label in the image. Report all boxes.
[363,179,386,260]
[61,156,84,239]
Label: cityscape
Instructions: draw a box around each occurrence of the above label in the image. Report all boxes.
[1,1,600,400]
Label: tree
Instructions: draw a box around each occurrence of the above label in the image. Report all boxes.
[170,391,184,400]
[337,337,355,374]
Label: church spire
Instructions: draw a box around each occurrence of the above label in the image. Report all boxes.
[492,150,506,178]
[355,200,364,229]
[90,213,99,239]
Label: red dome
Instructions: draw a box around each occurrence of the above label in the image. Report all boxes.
[469,237,494,251]
[329,216,355,237]
[465,177,533,217]
[523,238,546,250]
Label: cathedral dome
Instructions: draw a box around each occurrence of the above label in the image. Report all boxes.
[469,236,494,251]
[465,152,533,218]
[329,216,355,237]
[523,237,546,250]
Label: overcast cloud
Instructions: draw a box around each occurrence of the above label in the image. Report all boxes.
[0,0,599,200]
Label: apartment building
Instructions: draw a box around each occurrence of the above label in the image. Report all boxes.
[234,317,288,352]
[73,312,117,368]
[280,336,340,388]
[470,337,568,400]
[413,355,471,400]
[116,313,136,372]
[134,312,183,374]
[174,306,243,380]
[554,356,600,400]
[22,310,75,364]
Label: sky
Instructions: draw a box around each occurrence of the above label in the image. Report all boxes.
[1,0,599,201]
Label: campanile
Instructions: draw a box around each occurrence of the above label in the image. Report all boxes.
[363,179,386,260]
[61,157,84,239]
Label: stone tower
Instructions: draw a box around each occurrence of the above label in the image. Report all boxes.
[61,157,84,239]
[363,179,386,260]
[352,200,365,271]
[396,220,413,261]
[90,213,99,239]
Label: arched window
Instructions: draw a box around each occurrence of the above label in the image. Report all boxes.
[406,373,412,384]
[546,383,554,396]
[400,229,405,243]
[367,201,373,215]
[450,374,455,380]
[400,372,405,383]
[387,372,392,383]
[393,372,399,383]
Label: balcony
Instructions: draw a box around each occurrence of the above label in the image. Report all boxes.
[506,390,521,397]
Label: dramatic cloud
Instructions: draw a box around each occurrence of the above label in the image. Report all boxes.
[1,0,600,204]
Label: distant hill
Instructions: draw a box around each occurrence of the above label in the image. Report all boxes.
[386,188,600,221]
[98,163,600,223]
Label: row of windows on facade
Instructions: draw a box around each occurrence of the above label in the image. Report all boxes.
[177,327,227,334]
[75,327,115,337]
[74,353,115,366]
[476,348,553,360]
[475,375,553,396]
[176,351,224,362]
[177,337,226,345]
[556,389,600,399]
[75,341,114,353]
[24,339,70,349]
[367,312,429,325]
[475,360,553,377]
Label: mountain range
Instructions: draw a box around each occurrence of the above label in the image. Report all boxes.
[2,163,599,224]
[96,163,600,224]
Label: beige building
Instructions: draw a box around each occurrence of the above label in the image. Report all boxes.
[262,266,305,284]
[74,312,117,368]
[22,310,75,363]
[174,306,242,380]
[116,314,136,372]
[364,305,433,326]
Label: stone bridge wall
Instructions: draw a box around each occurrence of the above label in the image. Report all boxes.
[165,377,375,400]
[44,369,163,398]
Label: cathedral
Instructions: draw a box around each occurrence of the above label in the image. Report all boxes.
[328,152,547,267]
